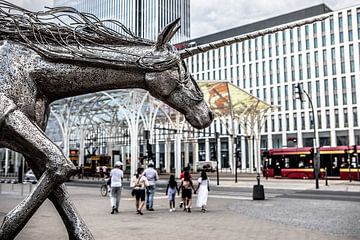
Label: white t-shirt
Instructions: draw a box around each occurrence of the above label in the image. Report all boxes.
[110,168,123,187]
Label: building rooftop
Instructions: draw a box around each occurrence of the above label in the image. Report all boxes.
[176,4,332,48]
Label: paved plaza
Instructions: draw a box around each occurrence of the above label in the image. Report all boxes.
[0,177,359,240]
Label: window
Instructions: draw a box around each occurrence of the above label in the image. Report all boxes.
[353,107,358,127]
[314,51,319,78]
[283,57,288,82]
[255,38,258,60]
[338,13,344,43]
[286,114,290,131]
[333,78,338,106]
[297,28,302,51]
[298,54,303,80]
[348,10,353,41]
[305,25,310,50]
[313,22,318,48]
[326,110,330,128]
[278,115,282,131]
[340,46,345,74]
[282,31,287,54]
[268,35,272,58]
[344,108,348,128]
[357,8,360,39]
[335,109,339,128]
[342,77,347,105]
[323,49,328,77]
[285,85,289,110]
[261,36,265,58]
[262,61,266,85]
[330,15,335,44]
[292,83,297,110]
[290,29,294,53]
[316,80,320,107]
[269,60,273,84]
[351,75,357,104]
[306,53,311,79]
[277,86,281,106]
[291,56,295,81]
[248,40,252,62]
[276,58,280,83]
[256,63,259,87]
[275,32,279,56]
[317,111,322,129]
[271,115,275,131]
[321,20,326,46]
[301,112,305,130]
[349,44,355,72]
[293,113,297,131]
[331,48,336,75]
[324,79,329,107]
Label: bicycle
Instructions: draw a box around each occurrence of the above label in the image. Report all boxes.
[100,177,111,197]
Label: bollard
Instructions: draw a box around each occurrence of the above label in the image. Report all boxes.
[253,173,265,200]
[325,167,328,186]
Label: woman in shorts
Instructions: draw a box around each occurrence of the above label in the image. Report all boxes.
[130,167,149,215]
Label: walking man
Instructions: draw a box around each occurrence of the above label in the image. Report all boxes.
[110,161,124,214]
[143,160,158,211]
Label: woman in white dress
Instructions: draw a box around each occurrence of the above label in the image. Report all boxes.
[195,170,210,213]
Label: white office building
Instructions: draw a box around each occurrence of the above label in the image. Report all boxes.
[53,0,190,42]
[181,4,360,170]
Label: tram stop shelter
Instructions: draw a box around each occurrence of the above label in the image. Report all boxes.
[198,81,275,174]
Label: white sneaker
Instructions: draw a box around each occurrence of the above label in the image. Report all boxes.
[169,209,173,212]
[172,208,176,212]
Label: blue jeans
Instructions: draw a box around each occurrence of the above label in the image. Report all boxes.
[146,185,155,209]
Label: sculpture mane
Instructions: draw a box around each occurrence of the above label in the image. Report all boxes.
[0,1,178,70]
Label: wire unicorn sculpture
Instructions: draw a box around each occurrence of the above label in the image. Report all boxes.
[0,1,213,239]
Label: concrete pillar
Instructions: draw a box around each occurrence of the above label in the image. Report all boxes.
[217,136,221,170]
[205,138,210,161]
[192,140,198,173]
[5,148,9,176]
[241,137,246,171]
[229,136,235,174]
[130,127,138,176]
[155,140,160,169]
[184,141,189,168]
[175,133,181,179]
[79,126,85,166]
[165,138,171,173]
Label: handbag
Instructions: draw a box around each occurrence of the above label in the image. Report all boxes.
[131,176,141,197]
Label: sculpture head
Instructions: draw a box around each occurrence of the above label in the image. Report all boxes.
[143,19,214,129]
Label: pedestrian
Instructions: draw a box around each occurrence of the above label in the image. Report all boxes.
[131,167,149,215]
[179,171,195,212]
[194,170,210,213]
[179,166,192,209]
[165,175,179,212]
[109,161,124,214]
[143,160,158,211]
[79,164,84,179]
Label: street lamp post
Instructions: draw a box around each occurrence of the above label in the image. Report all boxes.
[296,83,319,189]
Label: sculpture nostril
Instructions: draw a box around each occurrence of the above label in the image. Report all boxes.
[209,111,214,121]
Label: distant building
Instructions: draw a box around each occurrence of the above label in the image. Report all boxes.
[53,0,190,43]
[179,4,360,170]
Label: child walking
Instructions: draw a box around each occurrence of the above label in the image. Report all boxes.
[165,175,179,212]
[195,170,210,213]
[179,171,195,212]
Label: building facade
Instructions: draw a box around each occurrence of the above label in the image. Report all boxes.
[181,4,360,171]
[53,0,190,43]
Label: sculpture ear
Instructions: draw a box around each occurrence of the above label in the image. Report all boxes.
[156,18,181,50]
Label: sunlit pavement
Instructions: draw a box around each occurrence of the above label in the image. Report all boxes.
[0,178,359,240]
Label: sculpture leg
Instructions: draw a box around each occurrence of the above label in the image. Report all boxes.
[25,158,94,240]
[0,110,76,240]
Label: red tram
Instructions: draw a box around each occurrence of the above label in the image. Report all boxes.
[263,146,359,180]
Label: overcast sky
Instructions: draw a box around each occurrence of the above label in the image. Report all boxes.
[8,0,360,38]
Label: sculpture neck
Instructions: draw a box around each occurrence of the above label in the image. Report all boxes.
[33,61,146,102]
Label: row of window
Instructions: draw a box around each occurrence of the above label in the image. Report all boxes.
[264,107,359,133]
[187,8,360,73]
